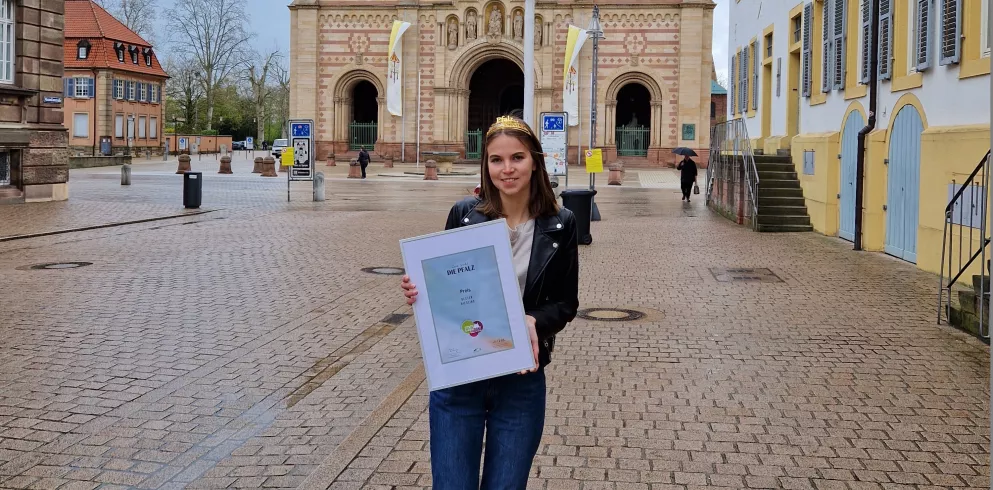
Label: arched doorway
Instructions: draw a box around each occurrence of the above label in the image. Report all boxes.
[884,105,924,263]
[466,58,524,159]
[349,80,378,150]
[615,83,651,157]
[839,110,865,242]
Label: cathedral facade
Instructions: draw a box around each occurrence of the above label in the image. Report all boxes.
[288,0,715,167]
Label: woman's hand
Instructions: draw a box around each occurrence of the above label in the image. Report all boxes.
[401,275,418,305]
[520,315,539,374]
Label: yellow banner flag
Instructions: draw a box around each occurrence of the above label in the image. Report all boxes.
[387,20,412,117]
[585,149,603,173]
[562,25,589,127]
[281,147,294,167]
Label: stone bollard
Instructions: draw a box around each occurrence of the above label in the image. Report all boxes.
[384,156,394,168]
[313,172,326,202]
[347,158,362,178]
[176,154,192,174]
[261,156,278,177]
[121,164,131,185]
[219,155,233,174]
[326,154,336,166]
[424,160,439,181]
[278,158,286,172]
[608,162,625,186]
[252,157,264,173]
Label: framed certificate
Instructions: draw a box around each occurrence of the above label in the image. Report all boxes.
[400,219,536,391]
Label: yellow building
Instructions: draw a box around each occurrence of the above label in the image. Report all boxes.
[287,0,716,167]
[729,0,990,275]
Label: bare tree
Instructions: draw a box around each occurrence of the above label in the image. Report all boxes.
[714,71,730,91]
[166,0,249,131]
[272,62,290,139]
[165,55,204,131]
[93,0,157,42]
[244,49,281,144]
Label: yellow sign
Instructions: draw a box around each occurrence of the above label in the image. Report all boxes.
[585,149,603,173]
[280,147,293,167]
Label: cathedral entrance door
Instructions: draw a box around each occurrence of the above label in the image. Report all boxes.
[467,58,524,140]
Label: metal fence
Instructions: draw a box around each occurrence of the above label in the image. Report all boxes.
[348,122,377,151]
[616,126,649,157]
[0,152,8,186]
[465,129,483,160]
[706,119,759,228]
[938,150,992,339]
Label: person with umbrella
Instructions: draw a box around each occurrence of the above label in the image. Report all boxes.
[673,147,699,202]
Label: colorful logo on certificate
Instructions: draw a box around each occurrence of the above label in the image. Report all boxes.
[461,320,484,337]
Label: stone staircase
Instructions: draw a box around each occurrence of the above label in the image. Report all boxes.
[754,154,813,233]
[948,274,992,343]
[0,185,23,205]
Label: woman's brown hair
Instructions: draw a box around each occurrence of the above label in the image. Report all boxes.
[477,116,559,219]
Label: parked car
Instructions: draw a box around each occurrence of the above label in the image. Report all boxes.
[231,141,245,150]
[272,139,289,158]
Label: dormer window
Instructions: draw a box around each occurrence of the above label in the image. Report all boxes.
[129,45,138,64]
[115,42,125,62]
[142,48,153,67]
[76,40,91,59]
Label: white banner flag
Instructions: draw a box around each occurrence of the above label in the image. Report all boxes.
[563,25,589,126]
[387,20,412,117]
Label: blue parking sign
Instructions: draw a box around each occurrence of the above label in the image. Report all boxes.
[542,114,564,132]
[291,123,311,138]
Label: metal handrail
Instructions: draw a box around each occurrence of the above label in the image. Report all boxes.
[938,149,992,339]
[706,119,760,228]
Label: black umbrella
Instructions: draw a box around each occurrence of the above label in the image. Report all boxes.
[672,147,698,157]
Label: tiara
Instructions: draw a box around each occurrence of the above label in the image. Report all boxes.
[486,116,533,138]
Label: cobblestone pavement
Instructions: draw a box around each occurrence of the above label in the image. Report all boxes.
[0,161,988,489]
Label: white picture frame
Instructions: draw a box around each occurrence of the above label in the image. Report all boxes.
[400,219,535,391]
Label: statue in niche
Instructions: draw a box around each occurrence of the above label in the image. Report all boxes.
[447,18,458,49]
[466,11,477,40]
[534,18,542,47]
[513,10,523,39]
[487,6,502,36]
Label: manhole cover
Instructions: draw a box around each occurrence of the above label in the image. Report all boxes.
[710,267,783,283]
[577,308,645,322]
[24,262,93,270]
[362,267,405,275]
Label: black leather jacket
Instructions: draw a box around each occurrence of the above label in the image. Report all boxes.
[444,197,579,367]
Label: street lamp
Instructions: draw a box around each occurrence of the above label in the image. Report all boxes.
[587,5,605,220]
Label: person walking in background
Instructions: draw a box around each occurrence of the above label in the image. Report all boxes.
[676,154,698,202]
[358,146,370,179]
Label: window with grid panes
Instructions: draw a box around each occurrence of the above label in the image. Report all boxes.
[0,0,14,84]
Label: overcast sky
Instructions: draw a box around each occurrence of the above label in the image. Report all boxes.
[152,1,727,84]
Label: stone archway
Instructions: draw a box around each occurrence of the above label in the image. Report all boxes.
[603,71,665,151]
[467,59,524,133]
[332,70,385,153]
[614,83,652,157]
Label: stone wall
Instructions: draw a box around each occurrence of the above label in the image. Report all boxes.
[69,155,133,169]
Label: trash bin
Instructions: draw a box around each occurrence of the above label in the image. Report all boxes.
[560,188,597,245]
[183,171,202,209]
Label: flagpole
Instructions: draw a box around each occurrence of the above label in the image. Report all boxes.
[416,69,421,169]
[523,0,535,127]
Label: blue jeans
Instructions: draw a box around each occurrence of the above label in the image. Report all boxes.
[429,369,546,490]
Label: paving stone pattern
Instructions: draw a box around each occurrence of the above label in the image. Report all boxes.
[0,162,988,489]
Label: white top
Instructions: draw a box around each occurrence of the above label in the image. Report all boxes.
[508,219,535,298]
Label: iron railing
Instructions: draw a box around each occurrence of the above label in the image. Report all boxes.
[938,150,992,339]
[465,129,483,160]
[616,126,649,157]
[348,122,377,151]
[706,119,759,228]
[0,152,9,186]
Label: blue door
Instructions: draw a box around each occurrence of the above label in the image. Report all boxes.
[884,106,924,263]
[839,111,865,241]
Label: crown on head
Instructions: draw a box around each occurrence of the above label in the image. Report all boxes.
[486,116,533,138]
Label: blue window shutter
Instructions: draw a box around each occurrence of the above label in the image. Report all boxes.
[802,3,813,97]
[833,0,846,89]
[729,54,736,114]
[939,0,961,64]
[861,0,872,83]
[87,78,95,98]
[916,0,933,70]
[879,0,893,79]
[752,41,759,110]
[822,0,832,92]
[63,78,71,97]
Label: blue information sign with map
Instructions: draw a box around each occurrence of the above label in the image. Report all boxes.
[291,123,311,138]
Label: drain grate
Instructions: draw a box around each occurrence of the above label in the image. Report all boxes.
[21,262,93,270]
[361,267,405,275]
[710,267,783,283]
[577,308,646,322]
[381,313,412,325]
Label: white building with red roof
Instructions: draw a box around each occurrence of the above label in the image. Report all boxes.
[63,0,168,155]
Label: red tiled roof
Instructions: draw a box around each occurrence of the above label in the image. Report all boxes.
[64,0,168,78]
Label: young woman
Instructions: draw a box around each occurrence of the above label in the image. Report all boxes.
[400,116,580,489]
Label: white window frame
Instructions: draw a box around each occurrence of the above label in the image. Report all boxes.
[982,0,990,57]
[908,0,919,73]
[138,116,146,138]
[115,114,124,139]
[128,81,136,100]
[78,46,87,59]
[0,0,15,84]
[114,79,124,99]
[149,117,157,139]
[74,77,89,98]
[72,113,89,138]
